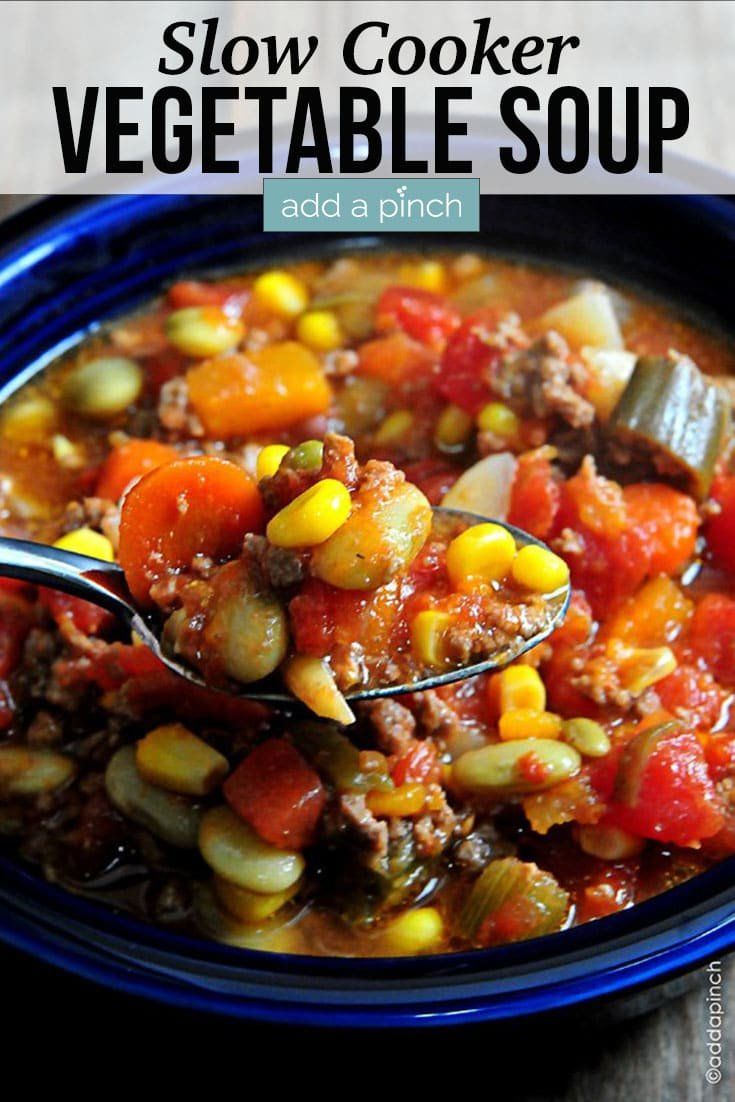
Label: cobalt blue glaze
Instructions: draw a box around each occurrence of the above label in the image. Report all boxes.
[1,193,734,1026]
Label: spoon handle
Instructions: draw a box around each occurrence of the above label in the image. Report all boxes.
[0,536,135,623]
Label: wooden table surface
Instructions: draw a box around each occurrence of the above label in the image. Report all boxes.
[2,2,734,1096]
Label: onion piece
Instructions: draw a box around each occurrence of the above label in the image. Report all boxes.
[441,451,517,520]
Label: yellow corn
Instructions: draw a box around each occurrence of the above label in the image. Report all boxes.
[434,404,474,452]
[511,545,569,593]
[296,309,344,352]
[411,609,454,668]
[135,723,229,796]
[496,665,546,714]
[381,907,444,954]
[498,707,563,741]
[397,260,447,293]
[366,783,427,817]
[54,527,114,562]
[266,478,351,548]
[1,394,56,442]
[477,401,520,440]
[373,409,414,445]
[253,270,309,318]
[256,443,290,481]
[166,306,244,358]
[213,875,300,924]
[446,523,517,588]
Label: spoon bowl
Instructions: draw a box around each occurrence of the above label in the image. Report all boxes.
[0,507,570,704]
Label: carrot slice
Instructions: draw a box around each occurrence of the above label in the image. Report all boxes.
[186,343,331,437]
[96,439,178,502]
[118,456,264,606]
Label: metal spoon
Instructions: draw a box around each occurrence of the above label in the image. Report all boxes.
[0,508,570,703]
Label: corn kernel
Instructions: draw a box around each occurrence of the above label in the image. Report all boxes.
[135,723,229,796]
[213,875,300,924]
[411,609,454,668]
[373,409,414,445]
[296,309,344,352]
[497,665,546,714]
[499,708,563,741]
[54,527,114,562]
[366,783,427,817]
[446,523,517,588]
[253,270,309,319]
[381,907,444,955]
[266,478,351,548]
[434,404,474,452]
[166,306,244,358]
[477,401,520,440]
[397,260,447,293]
[511,545,570,593]
[256,443,290,481]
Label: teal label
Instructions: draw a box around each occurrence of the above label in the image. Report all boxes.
[263,178,479,232]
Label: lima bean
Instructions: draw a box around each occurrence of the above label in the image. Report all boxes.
[0,747,75,799]
[61,357,143,419]
[199,806,305,893]
[105,745,202,848]
[310,478,431,590]
[453,738,581,796]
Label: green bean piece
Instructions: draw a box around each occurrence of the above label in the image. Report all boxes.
[608,354,729,499]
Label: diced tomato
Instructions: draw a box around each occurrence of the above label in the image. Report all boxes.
[508,449,560,539]
[604,726,724,846]
[40,590,115,637]
[143,350,188,395]
[623,483,699,576]
[703,732,735,783]
[549,590,594,650]
[543,644,599,719]
[376,287,460,348]
[705,474,735,575]
[167,280,250,314]
[289,578,339,657]
[656,664,724,728]
[358,333,436,386]
[572,527,651,619]
[401,459,460,505]
[575,868,635,922]
[224,738,326,850]
[689,593,735,688]
[0,591,35,678]
[558,461,627,539]
[391,740,440,786]
[95,439,178,502]
[433,308,507,413]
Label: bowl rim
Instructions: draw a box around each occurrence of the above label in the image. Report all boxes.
[1,191,735,1026]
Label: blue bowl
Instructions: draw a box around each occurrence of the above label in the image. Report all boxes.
[1,193,734,1027]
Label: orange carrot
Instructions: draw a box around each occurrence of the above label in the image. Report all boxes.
[118,456,264,606]
[186,342,331,437]
[96,439,178,502]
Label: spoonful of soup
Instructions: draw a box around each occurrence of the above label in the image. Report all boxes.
[0,438,570,723]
